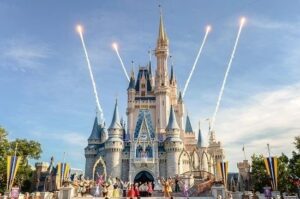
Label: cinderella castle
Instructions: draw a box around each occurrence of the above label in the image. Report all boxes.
[84,13,225,184]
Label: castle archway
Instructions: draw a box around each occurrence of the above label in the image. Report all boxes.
[92,156,107,181]
[134,170,154,184]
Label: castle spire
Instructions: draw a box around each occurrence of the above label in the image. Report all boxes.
[166,105,179,130]
[128,62,135,90]
[88,116,101,140]
[170,62,175,83]
[185,114,193,133]
[109,99,122,129]
[157,5,169,47]
[197,121,203,147]
[148,49,152,75]
[178,91,183,103]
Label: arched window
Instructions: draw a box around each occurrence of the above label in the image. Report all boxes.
[136,145,143,158]
[145,145,153,158]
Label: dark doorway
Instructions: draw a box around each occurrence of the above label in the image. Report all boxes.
[134,171,154,184]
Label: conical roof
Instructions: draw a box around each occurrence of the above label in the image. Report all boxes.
[166,105,179,130]
[128,69,135,90]
[185,114,193,133]
[197,128,203,147]
[88,116,101,140]
[109,100,122,129]
[178,91,183,103]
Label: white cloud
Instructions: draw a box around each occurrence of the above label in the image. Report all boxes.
[209,84,300,171]
[31,131,86,147]
[0,38,51,72]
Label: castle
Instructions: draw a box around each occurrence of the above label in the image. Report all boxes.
[84,13,224,184]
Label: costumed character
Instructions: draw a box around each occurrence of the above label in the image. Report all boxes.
[127,184,136,198]
[112,178,120,198]
[183,181,189,198]
[175,175,180,192]
[121,180,129,197]
[147,182,153,196]
[101,182,110,198]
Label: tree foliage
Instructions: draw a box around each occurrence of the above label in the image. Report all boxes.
[0,126,42,194]
[250,137,300,194]
[250,154,270,192]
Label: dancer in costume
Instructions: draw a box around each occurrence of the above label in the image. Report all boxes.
[112,178,120,197]
[183,181,189,198]
[160,177,173,197]
[101,182,110,198]
[175,175,180,192]
[127,184,136,198]
[147,181,153,196]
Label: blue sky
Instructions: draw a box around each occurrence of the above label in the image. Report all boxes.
[1,0,300,172]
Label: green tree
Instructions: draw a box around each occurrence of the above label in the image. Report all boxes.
[277,153,292,193]
[0,127,10,193]
[250,154,270,192]
[0,126,42,193]
[289,136,300,194]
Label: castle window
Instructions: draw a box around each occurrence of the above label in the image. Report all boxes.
[141,84,145,88]
[141,91,145,96]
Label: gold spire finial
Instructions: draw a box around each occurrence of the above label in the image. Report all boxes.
[157,5,168,43]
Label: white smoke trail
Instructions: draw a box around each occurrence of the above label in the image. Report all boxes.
[76,25,105,124]
[113,43,130,82]
[182,26,211,98]
[211,18,246,130]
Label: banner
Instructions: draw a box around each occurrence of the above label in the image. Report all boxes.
[264,156,278,190]
[6,156,21,191]
[57,162,70,185]
[217,161,228,188]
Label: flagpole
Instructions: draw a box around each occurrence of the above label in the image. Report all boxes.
[61,152,66,187]
[243,144,247,160]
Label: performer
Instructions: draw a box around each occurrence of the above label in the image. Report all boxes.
[183,181,189,198]
[96,172,104,185]
[94,183,100,197]
[121,180,129,197]
[134,183,140,198]
[160,177,173,197]
[127,184,136,199]
[112,178,120,198]
[175,175,180,192]
[101,182,110,198]
[147,181,153,197]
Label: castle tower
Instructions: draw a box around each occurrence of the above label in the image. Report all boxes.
[84,115,107,179]
[127,69,136,135]
[164,106,183,177]
[105,100,124,178]
[169,64,177,104]
[177,91,184,133]
[155,13,171,135]
[184,114,197,151]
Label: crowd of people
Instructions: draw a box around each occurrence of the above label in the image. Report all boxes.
[89,175,189,198]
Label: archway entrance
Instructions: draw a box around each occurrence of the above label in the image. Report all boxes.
[134,171,154,184]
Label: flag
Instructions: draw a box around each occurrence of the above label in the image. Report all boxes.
[217,161,229,188]
[6,156,21,191]
[242,145,245,151]
[264,156,278,190]
[57,162,70,185]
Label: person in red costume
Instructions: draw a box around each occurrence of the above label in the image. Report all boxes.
[134,183,140,198]
[127,184,136,199]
